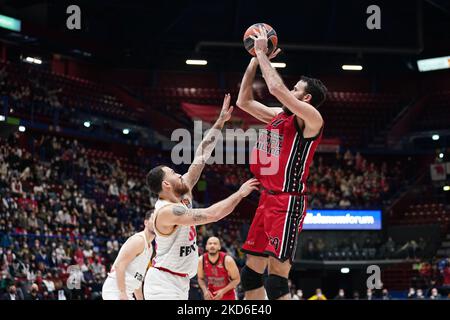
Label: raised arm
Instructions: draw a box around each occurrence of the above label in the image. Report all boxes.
[157,178,259,227]
[236,57,282,124]
[182,94,233,190]
[252,26,323,132]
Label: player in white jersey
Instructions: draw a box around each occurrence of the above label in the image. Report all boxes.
[102,211,155,300]
[143,94,260,300]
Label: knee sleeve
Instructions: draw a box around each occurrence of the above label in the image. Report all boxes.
[265,275,289,300]
[240,265,264,291]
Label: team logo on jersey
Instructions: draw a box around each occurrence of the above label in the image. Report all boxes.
[180,242,196,257]
[269,236,280,250]
[134,272,144,282]
[255,129,283,156]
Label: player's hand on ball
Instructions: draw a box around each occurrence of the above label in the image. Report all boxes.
[250,25,269,55]
[238,178,260,198]
[218,93,234,124]
[268,48,281,60]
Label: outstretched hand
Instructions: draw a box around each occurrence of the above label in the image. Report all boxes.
[238,178,260,198]
[217,93,234,124]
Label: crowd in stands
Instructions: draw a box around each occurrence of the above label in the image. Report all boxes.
[411,257,450,291]
[204,149,409,210]
[0,121,443,302]
[301,236,429,261]
[287,286,448,300]
[0,61,127,126]
[307,150,407,209]
[1,130,447,300]
[0,133,151,300]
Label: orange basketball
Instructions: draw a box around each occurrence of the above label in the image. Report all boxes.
[243,23,278,57]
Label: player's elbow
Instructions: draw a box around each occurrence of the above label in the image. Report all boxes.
[236,99,250,110]
[114,262,126,272]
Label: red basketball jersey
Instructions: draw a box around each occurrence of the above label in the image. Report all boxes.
[202,252,236,300]
[250,111,323,193]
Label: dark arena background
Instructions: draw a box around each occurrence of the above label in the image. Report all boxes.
[0,0,450,304]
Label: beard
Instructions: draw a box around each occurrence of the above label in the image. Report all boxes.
[173,182,190,197]
[208,249,219,256]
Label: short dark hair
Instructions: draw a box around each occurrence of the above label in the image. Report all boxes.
[301,76,328,108]
[144,210,154,220]
[146,165,166,195]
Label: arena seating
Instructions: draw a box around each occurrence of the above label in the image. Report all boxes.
[414,91,450,131]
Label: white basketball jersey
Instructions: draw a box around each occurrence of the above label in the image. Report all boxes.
[108,231,153,290]
[152,195,198,278]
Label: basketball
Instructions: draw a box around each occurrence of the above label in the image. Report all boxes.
[243,23,278,56]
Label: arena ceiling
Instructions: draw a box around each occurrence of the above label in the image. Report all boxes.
[0,0,449,73]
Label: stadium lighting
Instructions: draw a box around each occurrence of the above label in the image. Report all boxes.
[340,267,350,274]
[0,14,21,32]
[186,59,207,66]
[439,153,444,159]
[417,56,450,72]
[444,186,450,192]
[432,134,440,141]
[0,115,5,121]
[342,64,363,71]
[83,121,91,128]
[122,128,130,135]
[271,62,286,68]
[18,125,26,132]
[24,56,42,65]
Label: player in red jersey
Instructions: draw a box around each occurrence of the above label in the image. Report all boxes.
[197,237,240,300]
[236,26,327,300]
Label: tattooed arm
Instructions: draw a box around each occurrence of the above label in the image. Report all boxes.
[182,94,234,190]
[157,178,259,227]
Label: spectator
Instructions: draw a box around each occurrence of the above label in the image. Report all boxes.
[366,288,374,300]
[415,289,425,300]
[334,289,346,300]
[429,288,442,300]
[407,287,416,299]
[25,283,43,300]
[381,289,391,300]
[295,289,304,300]
[2,284,23,300]
[385,237,396,258]
[308,288,327,300]
[290,286,299,300]
[442,262,450,288]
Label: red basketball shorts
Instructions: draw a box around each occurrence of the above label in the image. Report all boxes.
[242,190,307,262]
